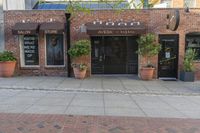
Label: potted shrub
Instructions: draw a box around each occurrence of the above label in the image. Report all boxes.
[0,51,17,77]
[68,39,91,79]
[137,33,161,80]
[71,63,87,79]
[180,48,197,82]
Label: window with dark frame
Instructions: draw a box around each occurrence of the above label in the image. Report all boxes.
[186,34,200,60]
[46,34,64,66]
[21,35,39,66]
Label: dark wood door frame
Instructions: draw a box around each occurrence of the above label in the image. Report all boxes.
[158,34,179,78]
[91,36,138,74]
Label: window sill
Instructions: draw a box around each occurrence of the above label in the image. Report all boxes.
[20,66,40,70]
[45,66,66,69]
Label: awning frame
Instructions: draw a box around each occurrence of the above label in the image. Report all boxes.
[86,20,146,36]
[12,23,39,35]
[40,22,65,34]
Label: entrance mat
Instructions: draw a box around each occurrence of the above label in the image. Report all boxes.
[159,78,177,81]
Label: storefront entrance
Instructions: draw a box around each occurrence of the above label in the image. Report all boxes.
[91,36,138,74]
[158,35,179,79]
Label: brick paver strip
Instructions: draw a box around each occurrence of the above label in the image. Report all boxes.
[0,113,200,133]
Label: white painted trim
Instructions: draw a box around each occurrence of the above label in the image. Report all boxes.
[195,0,197,7]
[44,33,65,67]
[19,35,40,68]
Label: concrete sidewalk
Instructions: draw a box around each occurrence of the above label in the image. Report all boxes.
[0,89,200,119]
[0,75,200,95]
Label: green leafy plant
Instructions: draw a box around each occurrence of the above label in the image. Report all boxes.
[137,33,161,68]
[183,48,197,72]
[68,39,91,58]
[71,63,87,71]
[0,51,16,62]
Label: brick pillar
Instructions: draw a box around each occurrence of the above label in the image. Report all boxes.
[178,31,185,79]
[172,0,184,8]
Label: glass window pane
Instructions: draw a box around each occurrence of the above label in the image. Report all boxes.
[23,35,39,66]
[46,34,64,66]
[186,35,200,60]
[184,0,196,8]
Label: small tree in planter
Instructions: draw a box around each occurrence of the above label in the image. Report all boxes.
[137,33,161,80]
[68,39,91,79]
[180,48,197,82]
[0,51,17,77]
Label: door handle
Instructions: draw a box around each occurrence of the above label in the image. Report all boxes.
[103,54,106,60]
[99,56,103,62]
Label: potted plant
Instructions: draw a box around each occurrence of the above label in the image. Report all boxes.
[71,63,87,79]
[137,33,161,80]
[0,51,17,77]
[68,39,91,79]
[180,48,197,82]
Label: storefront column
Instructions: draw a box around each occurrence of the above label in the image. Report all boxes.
[0,0,4,52]
[178,31,185,79]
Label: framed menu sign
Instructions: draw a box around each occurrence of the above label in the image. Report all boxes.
[23,35,39,65]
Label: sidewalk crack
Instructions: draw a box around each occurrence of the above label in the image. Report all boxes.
[130,95,147,117]
[63,93,77,114]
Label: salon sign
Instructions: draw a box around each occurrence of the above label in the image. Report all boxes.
[13,30,35,35]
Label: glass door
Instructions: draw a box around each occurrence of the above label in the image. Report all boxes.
[158,35,179,78]
[91,36,138,74]
[91,36,104,74]
[103,36,127,74]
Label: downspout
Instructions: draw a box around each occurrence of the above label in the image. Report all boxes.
[65,13,71,77]
[0,0,4,52]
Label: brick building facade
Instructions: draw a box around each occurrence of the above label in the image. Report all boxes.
[156,0,200,8]
[4,9,200,80]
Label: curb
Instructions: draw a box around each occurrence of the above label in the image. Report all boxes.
[0,86,200,96]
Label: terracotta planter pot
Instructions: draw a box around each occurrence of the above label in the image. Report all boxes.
[0,61,16,77]
[140,67,155,80]
[73,67,87,79]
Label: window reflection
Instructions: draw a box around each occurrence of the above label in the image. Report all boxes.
[46,34,64,66]
[186,34,200,60]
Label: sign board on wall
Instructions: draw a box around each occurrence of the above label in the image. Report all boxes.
[87,29,145,36]
[23,35,39,65]
[167,9,180,31]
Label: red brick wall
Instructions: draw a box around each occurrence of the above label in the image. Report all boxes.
[148,9,200,79]
[4,9,200,80]
[4,10,68,76]
[69,10,149,77]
